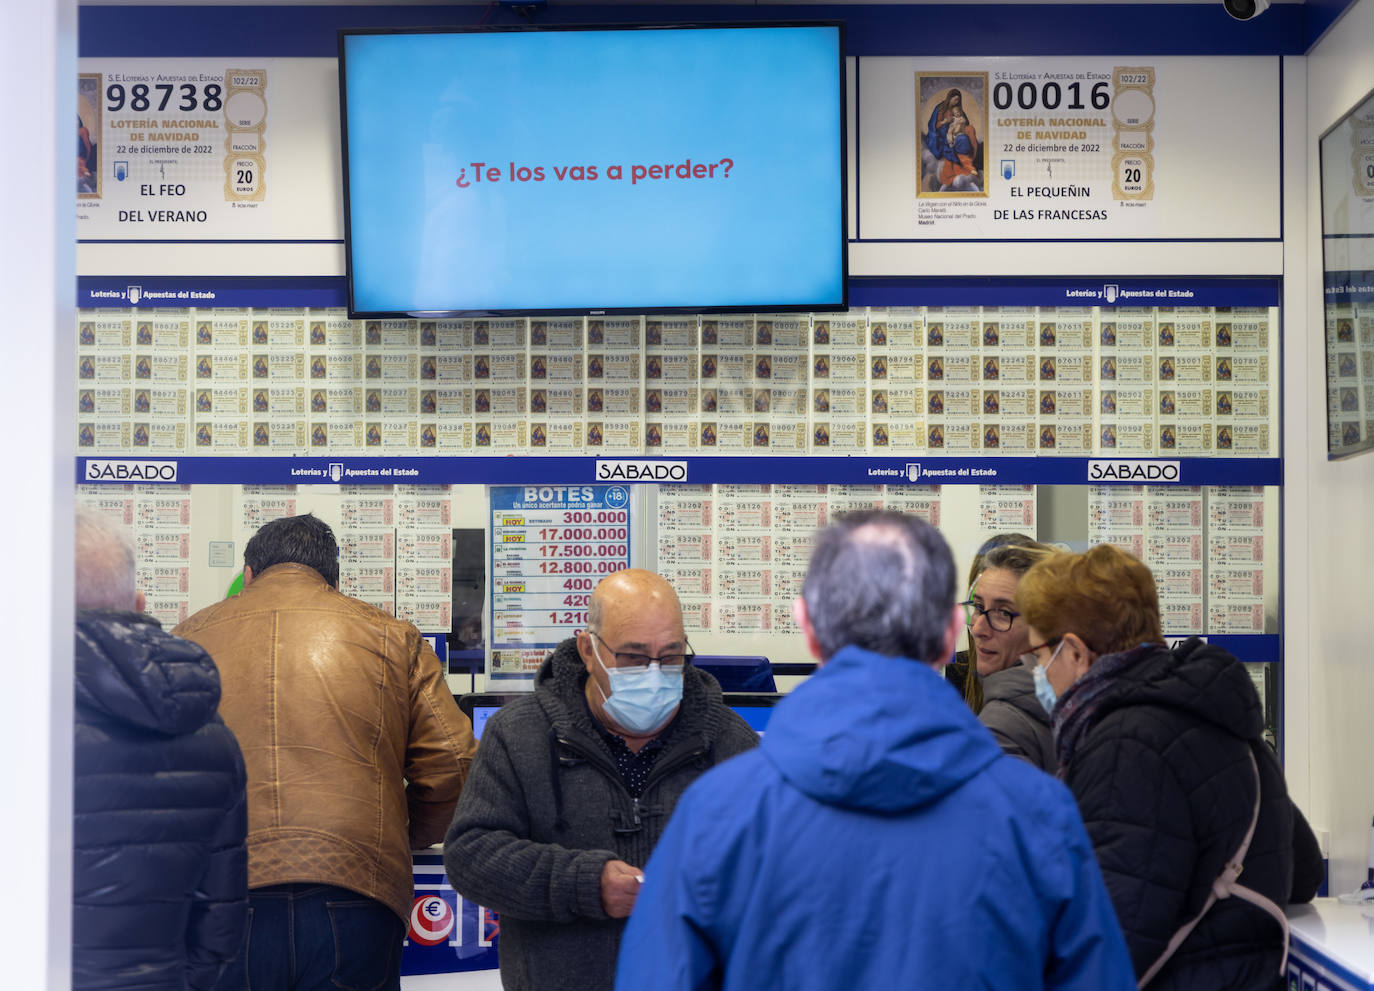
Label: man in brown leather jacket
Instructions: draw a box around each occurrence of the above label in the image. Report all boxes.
[175,513,476,991]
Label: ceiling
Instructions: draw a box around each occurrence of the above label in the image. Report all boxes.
[78,0,1306,5]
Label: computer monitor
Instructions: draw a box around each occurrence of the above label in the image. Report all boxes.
[692,655,777,693]
[457,693,528,741]
[721,693,781,734]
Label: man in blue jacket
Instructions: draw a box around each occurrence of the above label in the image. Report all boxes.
[616,510,1136,991]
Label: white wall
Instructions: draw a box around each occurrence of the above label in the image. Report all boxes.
[1298,0,1374,894]
[2,1,75,989]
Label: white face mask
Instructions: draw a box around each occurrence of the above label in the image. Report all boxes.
[590,639,683,735]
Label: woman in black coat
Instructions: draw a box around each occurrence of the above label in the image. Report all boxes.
[1016,544,1321,991]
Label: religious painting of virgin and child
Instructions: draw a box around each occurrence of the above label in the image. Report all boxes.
[917,72,989,197]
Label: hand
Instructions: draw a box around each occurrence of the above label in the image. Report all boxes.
[600,859,644,918]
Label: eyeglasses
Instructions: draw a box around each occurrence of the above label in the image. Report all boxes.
[588,630,694,671]
[1019,636,1063,668]
[959,600,1021,633]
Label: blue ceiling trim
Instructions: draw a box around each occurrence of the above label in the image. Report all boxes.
[79,4,1310,58]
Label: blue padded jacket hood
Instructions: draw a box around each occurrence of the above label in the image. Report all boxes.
[762,645,1002,813]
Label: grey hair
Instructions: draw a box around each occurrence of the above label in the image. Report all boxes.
[802,510,957,663]
[75,506,138,610]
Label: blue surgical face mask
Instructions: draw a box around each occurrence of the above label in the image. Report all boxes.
[1032,641,1066,716]
[591,639,684,735]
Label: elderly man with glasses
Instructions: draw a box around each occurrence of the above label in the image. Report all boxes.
[444,568,758,991]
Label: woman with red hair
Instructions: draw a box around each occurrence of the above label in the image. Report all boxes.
[1017,544,1320,990]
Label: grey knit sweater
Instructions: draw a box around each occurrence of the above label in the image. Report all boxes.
[443,639,759,991]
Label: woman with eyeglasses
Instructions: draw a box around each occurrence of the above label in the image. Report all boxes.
[1015,544,1322,991]
[945,532,1043,713]
[962,540,1058,772]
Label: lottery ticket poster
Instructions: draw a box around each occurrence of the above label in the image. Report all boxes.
[861,57,1280,240]
[75,59,340,240]
[336,485,397,615]
[652,483,963,665]
[488,485,633,685]
[77,61,269,237]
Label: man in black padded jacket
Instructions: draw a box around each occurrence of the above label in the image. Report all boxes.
[72,507,247,991]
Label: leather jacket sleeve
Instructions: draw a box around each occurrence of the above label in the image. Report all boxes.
[405,632,477,847]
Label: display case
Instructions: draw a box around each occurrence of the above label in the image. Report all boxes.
[74,277,1286,746]
[1318,84,1374,460]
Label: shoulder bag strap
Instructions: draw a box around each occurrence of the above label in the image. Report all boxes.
[1138,748,1290,988]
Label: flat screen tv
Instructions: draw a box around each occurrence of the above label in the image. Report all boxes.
[338,22,847,318]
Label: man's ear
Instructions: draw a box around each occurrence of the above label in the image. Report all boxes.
[792,597,825,665]
[134,590,146,614]
[241,566,254,588]
[575,629,598,675]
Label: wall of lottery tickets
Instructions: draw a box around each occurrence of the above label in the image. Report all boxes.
[1325,297,1374,456]
[73,303,1279,733]
[73,480,1278,733]
[75,305,1276,457]
[73,482,1276,638]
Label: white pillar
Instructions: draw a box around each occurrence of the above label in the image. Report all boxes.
[0,0,76,988]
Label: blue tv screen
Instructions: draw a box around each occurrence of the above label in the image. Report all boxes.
[338,23,847,317]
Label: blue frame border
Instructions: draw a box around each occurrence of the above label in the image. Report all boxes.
[79,4,1316,58]
[76,455,1283,488]
[78,275,1282,310]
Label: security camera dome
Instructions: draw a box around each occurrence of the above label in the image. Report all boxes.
[1223,0,1270,19]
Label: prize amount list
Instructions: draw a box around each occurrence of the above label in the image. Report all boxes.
[492,508,629,646]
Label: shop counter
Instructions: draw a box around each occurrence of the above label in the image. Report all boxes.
[1288,899,1374,991]
[399,860,1374,989]
[401,851,499,983]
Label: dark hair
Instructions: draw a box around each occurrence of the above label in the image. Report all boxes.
[244,513,339,588]
[802,510,956,663]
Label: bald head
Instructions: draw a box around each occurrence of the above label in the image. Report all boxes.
[75,506,138,611]
[586,568,683,636]
[578,568,688,740]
